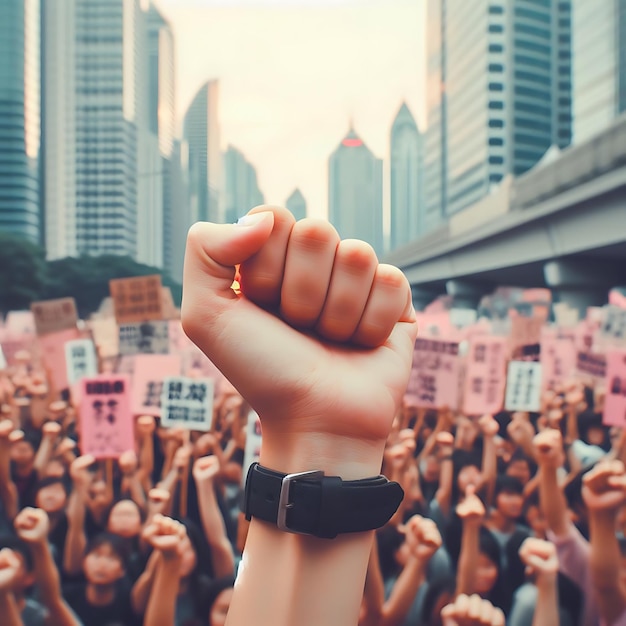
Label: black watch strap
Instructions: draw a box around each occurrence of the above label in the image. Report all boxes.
[244,462,404,539]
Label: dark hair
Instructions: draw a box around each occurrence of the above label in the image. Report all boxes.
[494,475,524,497]
[0,535,33,571]
[84,533,129,571]
[104,499,147,529]
[202,575,236,620]
[376,525,405,581]
[35,476,69,496]
[421,575,456,625]
[578,411,609,449]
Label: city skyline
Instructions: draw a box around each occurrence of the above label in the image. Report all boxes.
[153,0,425,221]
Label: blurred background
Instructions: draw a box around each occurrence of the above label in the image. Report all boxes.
[0,0,625,317]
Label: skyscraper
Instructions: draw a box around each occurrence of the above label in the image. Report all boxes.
[328,127,383,255]
[286,188,307,221]
[223,145,264,224]
[42,0,77,258]
[572,0,626,143]
[0,0,40,243]
[71,0,145,258]
[390,102,423,250]
[183,80,222,224]
[425,0,573,221]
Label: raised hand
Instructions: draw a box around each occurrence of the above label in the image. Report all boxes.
[441,594,505,626]
[136,415,156,439]
[456,485,485,526]
[401,515,442,562]
[436,431,455,457]
[143,514,186,559]
[518,537,558,580]
[42,421,62,439]
[478,414,499,438]
[118,450,138,476]
[14,507,50,544]
[172,446,192,473]
[70,454,95,487]
[582,460,626,512]
[192,455,220,483]
[181,207,417,477]
[0,549,21,592]
[533,429,564,469]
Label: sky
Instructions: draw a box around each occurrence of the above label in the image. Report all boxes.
[154,0,426,221]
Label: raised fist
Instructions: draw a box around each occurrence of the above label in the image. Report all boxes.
[148,488,171,506]
[143,514,186,558]
[42,421,62,438]
[193,455,220,483]
[0,420,13,439]
[441,594,505,626]
[436,431,455,457]
[532,429,563,469]
[118,450,138,475]
[70,454,96,485]
[518,537,558,579]
[173,446,192,472]
[478,414,499,438]
[14,507,50,544]
[136,415,156,439]
[456,485,485,526]
[0,549,21,592]
[402,515,442,561]
[582,460,626,512]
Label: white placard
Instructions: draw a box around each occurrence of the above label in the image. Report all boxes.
[242,410,262,487]
[505,361,542,412]
[450,308,478,328]
[119,320,169,356]
[65,339,98,385]
[160,376,214,431]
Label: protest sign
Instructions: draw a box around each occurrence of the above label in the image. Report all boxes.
[31,298,78,336]
[89,318,119,358]
[242,410,262,486]
[39,328,82,392]
[109,275,164,324]
[131,354,181,416]
[600,306,626,343]
[5,311,36,337]
[80,375,134,458]
[504,361,542,412]
[160,376,214,431]
[405,338,460,409]
[450,309,478,329]
[604,351,626,426]
[541,335,576,391]
[509,316,543,361]
[119,321,169,356]
[65,339,98,385]
[553,302,580,328]
[576,351,607,381]
[462,336,507,415]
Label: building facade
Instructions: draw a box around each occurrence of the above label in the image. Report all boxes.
[572,0,626,143]
[223,145,264,225]
[390,102,423,250]
[328,128,383,255]
[183,80,222,225]
[0,0,40,243]
[286,188,307,221]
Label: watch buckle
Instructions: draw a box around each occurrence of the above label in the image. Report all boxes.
[276,470,324,534]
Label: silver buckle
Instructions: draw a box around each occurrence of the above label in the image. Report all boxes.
[276,470,324,534]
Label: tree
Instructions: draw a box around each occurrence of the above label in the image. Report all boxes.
[0,234,47,315]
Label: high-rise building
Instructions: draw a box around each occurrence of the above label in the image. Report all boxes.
[572,0,626,143]
[425,0,573,221]
[71,0,146,258]
[166,139,190,282]
[286,188,307,221]
[328,127,383,255]
[0,0,41,243]
[42,0,77,258]
[223,145,264,224]
[183,80,222,224]
[390,102,423,250]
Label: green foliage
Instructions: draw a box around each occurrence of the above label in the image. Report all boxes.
[0,235,181,319]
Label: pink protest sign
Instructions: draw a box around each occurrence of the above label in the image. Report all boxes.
[80,375,134,459]
[509,316,543,360]
[603,351,626,426]
[541,335,576,391]
[5,311,36,337]
[462,336,507,416]
[415,312,454,339]
[131,354,181,416]
[405,338,460,410]
[38,328,82,391]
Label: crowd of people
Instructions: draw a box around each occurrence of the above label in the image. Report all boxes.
[0,207,624,626]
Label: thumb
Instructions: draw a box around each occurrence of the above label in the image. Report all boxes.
[182,211,275,318]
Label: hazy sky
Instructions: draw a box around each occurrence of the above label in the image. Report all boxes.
[154,0,426,220]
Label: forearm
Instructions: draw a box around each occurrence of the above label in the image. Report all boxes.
[456,524,479,596]
[0,481,18,521]
[63,492,87,575]
[435,458,453,517]
[144,556,182,626]
[533,575,559,626]
[380,558,426,626]
[360,541,385,626]
[122,474,147,510]
[0,591,23,626]
[131,553,158,615]
[481,437,497,506]
[34,438,54,478]
[138,436,154,492]
[196,479,235,577]
[565,408,579,444]
[538,466,568,537]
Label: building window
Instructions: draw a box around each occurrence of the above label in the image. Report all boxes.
[489,156,504,164]
[488,63,504,72]
[490,174,504,182]
[489,43,504,52]
[514,23,550,39]
[488,82,504,91]
[488,24,504,33]
[489,6,504,14]
[515,70,551,85]
[489,137,504,146]
[514,85,551,102]
[515,39,550,55]
[514,7,550,22]
[489,119,505,128]
[489,101,504,109]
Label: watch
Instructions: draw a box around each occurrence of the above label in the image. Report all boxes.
[244,462,404,539]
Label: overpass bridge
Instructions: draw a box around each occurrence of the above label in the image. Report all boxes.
[385,113,626,312]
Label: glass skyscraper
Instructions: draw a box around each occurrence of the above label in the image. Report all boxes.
[573,0,626,143]
[425,0,572,221]
[0,0,40,243]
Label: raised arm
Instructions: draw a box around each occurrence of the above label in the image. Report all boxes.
[582,460,626,625]
[118,450,146,510]
[33,422,61,479]
[0,420,18,520]
[478,415,499,508]
[136,415,156,493]
[14,508,80,626]
[181,207,417,626]
[519,538,559,626]
[455,486,486,597]
[433,431,455,518]
[0,549,24,626]
[192,455,235,578]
